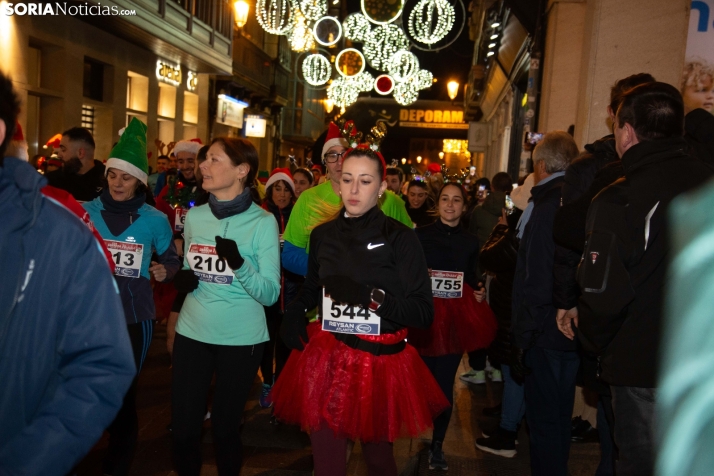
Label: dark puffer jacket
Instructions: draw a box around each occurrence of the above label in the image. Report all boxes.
[262,200,303,311]
[479,209,521,364]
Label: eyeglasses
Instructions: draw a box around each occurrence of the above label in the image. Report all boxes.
[323,151,346,163]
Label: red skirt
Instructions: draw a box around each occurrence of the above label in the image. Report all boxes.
[271,327,450,443]
[409,283,498,356]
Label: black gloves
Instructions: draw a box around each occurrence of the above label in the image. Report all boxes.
[174,269,200,293]
[510,345,531,383]
[215,235,244,270]
[280,306,309,351]
[321,275,372,308]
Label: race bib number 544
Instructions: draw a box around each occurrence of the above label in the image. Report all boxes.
[430,270,464,298]
[187,243,233,285]
[105,240,143,278]
[321,288,381,335]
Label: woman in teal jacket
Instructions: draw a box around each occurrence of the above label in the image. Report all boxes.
[171,137,280,475]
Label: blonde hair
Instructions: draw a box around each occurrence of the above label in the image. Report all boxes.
[533,131,579,173]
[681,58,714,92]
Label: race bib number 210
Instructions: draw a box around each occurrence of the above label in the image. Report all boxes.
[187,243,234,285]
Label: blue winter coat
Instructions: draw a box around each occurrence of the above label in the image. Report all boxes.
[0,158,136,475]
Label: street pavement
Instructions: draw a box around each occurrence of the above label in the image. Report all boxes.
[76,325,601,475]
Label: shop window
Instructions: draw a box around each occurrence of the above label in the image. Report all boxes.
[127,71,148,112]
[82,105,95,134]
[158,118,174,145]
[83,57,104,101]
[183,125,198,140]
[27,46,41,88]
[183,91,198,124]
[158,83,176,119]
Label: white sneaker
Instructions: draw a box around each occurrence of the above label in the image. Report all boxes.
[459,369,486,384]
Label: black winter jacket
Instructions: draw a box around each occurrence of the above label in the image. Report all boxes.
[479,210,521,363]
[415,219,480,289]
[46,159,105,202]
[263,200,303,312]
[407,202,435,228]
[291,206,434,334]
[512,175,577,351]
[577,137,714,387]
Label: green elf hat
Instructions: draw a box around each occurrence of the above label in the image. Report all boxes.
[105,117,149,185]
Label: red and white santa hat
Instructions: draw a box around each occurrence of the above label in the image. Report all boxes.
[5,121,28,161]
[321,123,349,161]
[173,138,203,156]
[265,167,295,193]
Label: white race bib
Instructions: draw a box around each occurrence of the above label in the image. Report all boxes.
[430,270,464,298]
[106,240,144,278]
[187,243,233,285]
[174,207,187,232]
[321,287,381,335]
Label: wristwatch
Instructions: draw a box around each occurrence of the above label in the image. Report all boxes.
[369,288,385,311]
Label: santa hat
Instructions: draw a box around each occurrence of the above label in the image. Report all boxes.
[173,138,203,156]
[510,173,534,211]
[265,167,295,193]
[44,133,62,150]
[311,164,323,172]
[321,123,349,161]
[5,121,28,161]
[105,118,149,185]
[47,153,63,168]
[427,162,442,174]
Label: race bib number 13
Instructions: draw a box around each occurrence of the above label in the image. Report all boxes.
[105,240,144,278]
[430,270,464,298]
[187,243,233,285]
[321,288,381,335]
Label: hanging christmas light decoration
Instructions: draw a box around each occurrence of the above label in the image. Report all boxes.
[408,0,455,45]
[342,13,371,43]
[361,0,404,24]
[374,74,395,95]
[393,80,419,105]
[387,50,420,83]
[256,0,293,35]
[335,48,366,77]
[289,10,316,52]
[351,71,375,92]
[363,24,409,71]
[313,16,342,46]
[297,0,327,21]
[414,69,434,90]
[327,77,360,109]
[302,54,332,86]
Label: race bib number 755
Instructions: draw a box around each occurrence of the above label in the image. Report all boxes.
[187,243,233,285]
[430,270,464,298]
[321,288,381,335]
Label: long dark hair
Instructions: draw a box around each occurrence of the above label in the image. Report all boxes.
[211,138,261,204]
[264,179,295,208]
[431,182,469,219]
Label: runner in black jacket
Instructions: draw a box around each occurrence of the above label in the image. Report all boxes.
[410,183,496,470]
[273,147,448,476]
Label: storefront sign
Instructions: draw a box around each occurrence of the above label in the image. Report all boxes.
[156,60,181,86]
[216,94,248,129]
[187,71,198,91]
[398,108,468,129]
[245,115,267,138]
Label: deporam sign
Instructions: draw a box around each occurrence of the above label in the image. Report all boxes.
[399,108,468,129]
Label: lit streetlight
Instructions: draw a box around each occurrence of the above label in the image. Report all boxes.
[438,151,444,160]
[234,0,249,28]
[416,156,423,163]
[324,98,334,114]
[447,81,459,101]
[401,157,407,164]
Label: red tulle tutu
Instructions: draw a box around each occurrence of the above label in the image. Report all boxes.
[271,327,450,443]
[408,283,497,356]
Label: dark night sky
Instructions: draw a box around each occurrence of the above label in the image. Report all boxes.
[342,0,475,102]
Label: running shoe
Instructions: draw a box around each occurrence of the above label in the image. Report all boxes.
[475,427,517,458]
[489,369,503,382]
[459,369,486,384]
[428,440,448,470]
[259,383,272,408]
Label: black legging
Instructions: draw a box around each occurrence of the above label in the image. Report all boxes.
[171,334,264,476]
[103,320,154,476]
[420,353,462,441]
[260,303,290,384]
